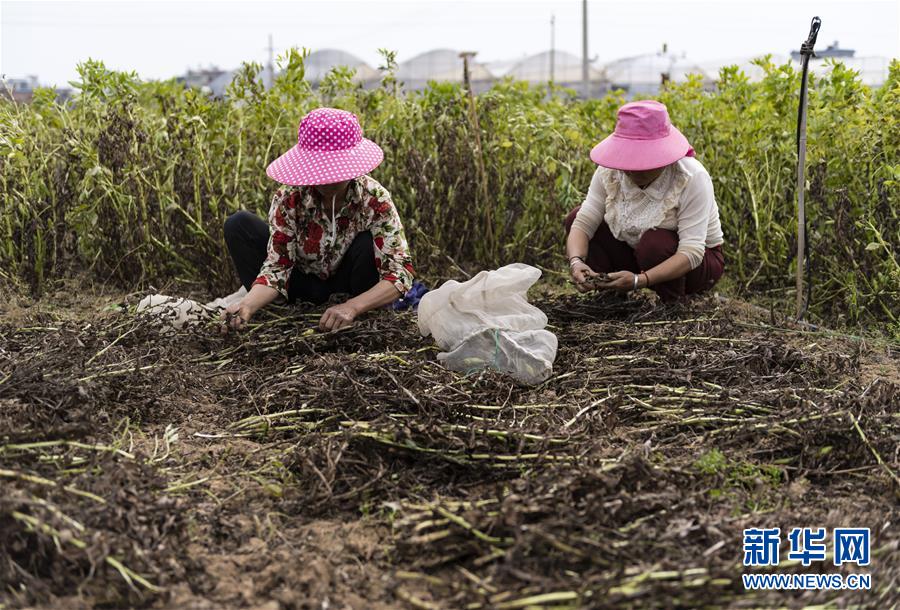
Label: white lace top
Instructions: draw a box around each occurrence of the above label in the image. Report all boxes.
[571,157,724,269]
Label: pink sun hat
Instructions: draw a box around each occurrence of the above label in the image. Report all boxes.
[590,100,694,171]
[266,108,384,186]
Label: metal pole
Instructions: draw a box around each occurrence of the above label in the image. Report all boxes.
[582,0,588,97]
[461,51,472,86]
[795,17,821,319]
[550,14,556,85]
[267,34,274,89]
[795,78,809,318]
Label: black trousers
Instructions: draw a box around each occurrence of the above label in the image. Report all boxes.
[223,210,379,305]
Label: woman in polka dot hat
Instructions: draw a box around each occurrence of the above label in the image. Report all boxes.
[221,107,415,331]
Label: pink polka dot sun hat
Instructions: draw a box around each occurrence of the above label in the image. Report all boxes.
[266,108,384,186]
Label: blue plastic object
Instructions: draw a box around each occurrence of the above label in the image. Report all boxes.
[393,280,429,311]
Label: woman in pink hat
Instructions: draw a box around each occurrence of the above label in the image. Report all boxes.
[221,107,415,331]
[565,100,724,302]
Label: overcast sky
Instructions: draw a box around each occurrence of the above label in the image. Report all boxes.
[2,0,898,87]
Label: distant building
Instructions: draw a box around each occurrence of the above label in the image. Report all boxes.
[791,41,855,61]
[700,47,891,88]
[803,55,891,87]
[177,67,228,90]
[175,67,268,98]
[1,75,39,103]
[202,70,230,97]
[788,42,889,87]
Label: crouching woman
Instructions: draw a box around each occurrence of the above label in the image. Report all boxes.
[565,100,724,302]
[222,108,414,331]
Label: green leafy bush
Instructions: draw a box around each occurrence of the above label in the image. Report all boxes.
[1,51,897,333]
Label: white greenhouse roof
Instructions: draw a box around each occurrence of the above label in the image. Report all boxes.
[605,52,710,87]
[698,55,891,87]
[698,55,791,82]
[304,49,379,83]
[506,50,604,83]
[398,49,493,83]
[801,56,891,87]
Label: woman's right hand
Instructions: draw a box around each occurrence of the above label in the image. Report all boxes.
[571,261,600,292]
[221,300,255,332]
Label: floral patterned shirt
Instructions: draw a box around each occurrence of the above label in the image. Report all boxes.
[254,175,415,299]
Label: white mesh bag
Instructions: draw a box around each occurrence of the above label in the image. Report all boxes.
[418,264,558,384]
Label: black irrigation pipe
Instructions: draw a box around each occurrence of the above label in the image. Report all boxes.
[794,15,821,321]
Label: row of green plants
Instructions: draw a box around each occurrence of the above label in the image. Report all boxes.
[1,50,898,333]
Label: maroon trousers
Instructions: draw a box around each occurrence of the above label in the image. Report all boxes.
[564,206,724,302]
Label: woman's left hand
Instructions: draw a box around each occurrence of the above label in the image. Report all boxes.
[319,302,359,331]
[600,271,641,292]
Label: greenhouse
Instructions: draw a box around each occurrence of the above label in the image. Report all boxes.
[699,54,891,87]
[698,55,792,82]
[504,49,606,92]
[397,48,494,91]
[605,50,711,94]
[304,48,379,85]
[802,55,891,86]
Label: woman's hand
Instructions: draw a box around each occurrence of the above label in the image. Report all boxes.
[599,271,642,292]
[319,302,359,331]
[571,261,601,293]
[220,300,255,332]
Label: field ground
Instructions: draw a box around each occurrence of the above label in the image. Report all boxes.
[1,281,898,609]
